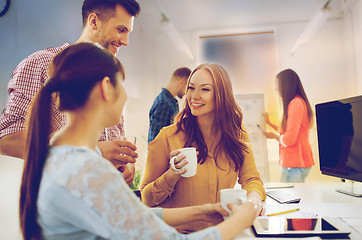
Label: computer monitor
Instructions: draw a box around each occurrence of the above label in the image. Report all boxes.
[315,95,362,197]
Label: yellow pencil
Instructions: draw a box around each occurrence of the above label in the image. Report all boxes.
[267,208,300,216]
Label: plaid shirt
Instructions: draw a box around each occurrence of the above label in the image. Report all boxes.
[0,43,124,140]
[148,88,178,143]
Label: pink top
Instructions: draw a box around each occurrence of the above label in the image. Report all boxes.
[279,96,314,168]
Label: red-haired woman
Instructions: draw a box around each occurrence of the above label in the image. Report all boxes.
[262,69,314,183]
[141,63,266,233]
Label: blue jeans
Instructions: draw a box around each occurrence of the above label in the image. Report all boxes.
[280,167,311,183]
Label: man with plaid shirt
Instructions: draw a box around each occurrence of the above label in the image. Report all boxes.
[0,0,140,186]
[148,67,191,144]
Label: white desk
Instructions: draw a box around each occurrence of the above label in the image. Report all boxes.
[265,182,362,204]
[0,155,23,240]
[236,182,362,240]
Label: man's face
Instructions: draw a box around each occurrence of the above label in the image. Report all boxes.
[95,4,134,55]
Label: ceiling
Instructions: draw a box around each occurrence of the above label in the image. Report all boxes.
[136,0,349,32]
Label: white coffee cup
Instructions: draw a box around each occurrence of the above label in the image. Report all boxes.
[169,147,197,178]
[220,188,247,219]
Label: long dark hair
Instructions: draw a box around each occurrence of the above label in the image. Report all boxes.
[19,43,124,240]
[176,64,248,172]
[276,69,313,132]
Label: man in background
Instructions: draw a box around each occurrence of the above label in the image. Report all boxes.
[0,0,140,186]
[148,67,191,143]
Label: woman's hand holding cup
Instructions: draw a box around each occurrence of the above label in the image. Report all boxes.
[169,149,188,177]
[169,147,197,178]
[97,138,137,169]
[165,148,198,188]
[116,136,137,186]
[117,136,137,170]
[226,200,261,227]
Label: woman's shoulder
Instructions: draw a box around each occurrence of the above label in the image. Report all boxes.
[153,124,186,150]
[49,145,101,160]
[158,124,180,137]
[290,96,306,108]
[46,145,113,182]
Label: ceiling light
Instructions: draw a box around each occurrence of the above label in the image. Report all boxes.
[155,0,194,60]
[291,0,332,55]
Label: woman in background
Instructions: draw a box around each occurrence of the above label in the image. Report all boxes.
[19,43,261,240]
[263,69,314,182]
[141,63,266,233]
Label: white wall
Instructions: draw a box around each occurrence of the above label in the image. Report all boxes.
[0,0,83,110]
[350,0,362,94]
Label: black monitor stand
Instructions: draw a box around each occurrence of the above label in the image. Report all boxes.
[336,181,362,197]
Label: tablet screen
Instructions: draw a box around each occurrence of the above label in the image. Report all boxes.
[253,217,350,238]
[286,218,319,231]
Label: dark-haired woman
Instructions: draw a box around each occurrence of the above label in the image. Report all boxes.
[19,43,261,240]
[262,69,314,183]
[141,64,266,233]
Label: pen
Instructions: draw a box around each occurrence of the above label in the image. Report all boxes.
[267,208,300,216]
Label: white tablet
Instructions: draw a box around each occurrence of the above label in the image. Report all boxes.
[252,217,351,238]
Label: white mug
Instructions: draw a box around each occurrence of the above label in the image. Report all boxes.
[220,188,247,219]
[169,147,197,178]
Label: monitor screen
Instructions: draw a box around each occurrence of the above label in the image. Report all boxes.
[315,95,362,183]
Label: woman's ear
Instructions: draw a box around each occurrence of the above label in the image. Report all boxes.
[100,76,113,102]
